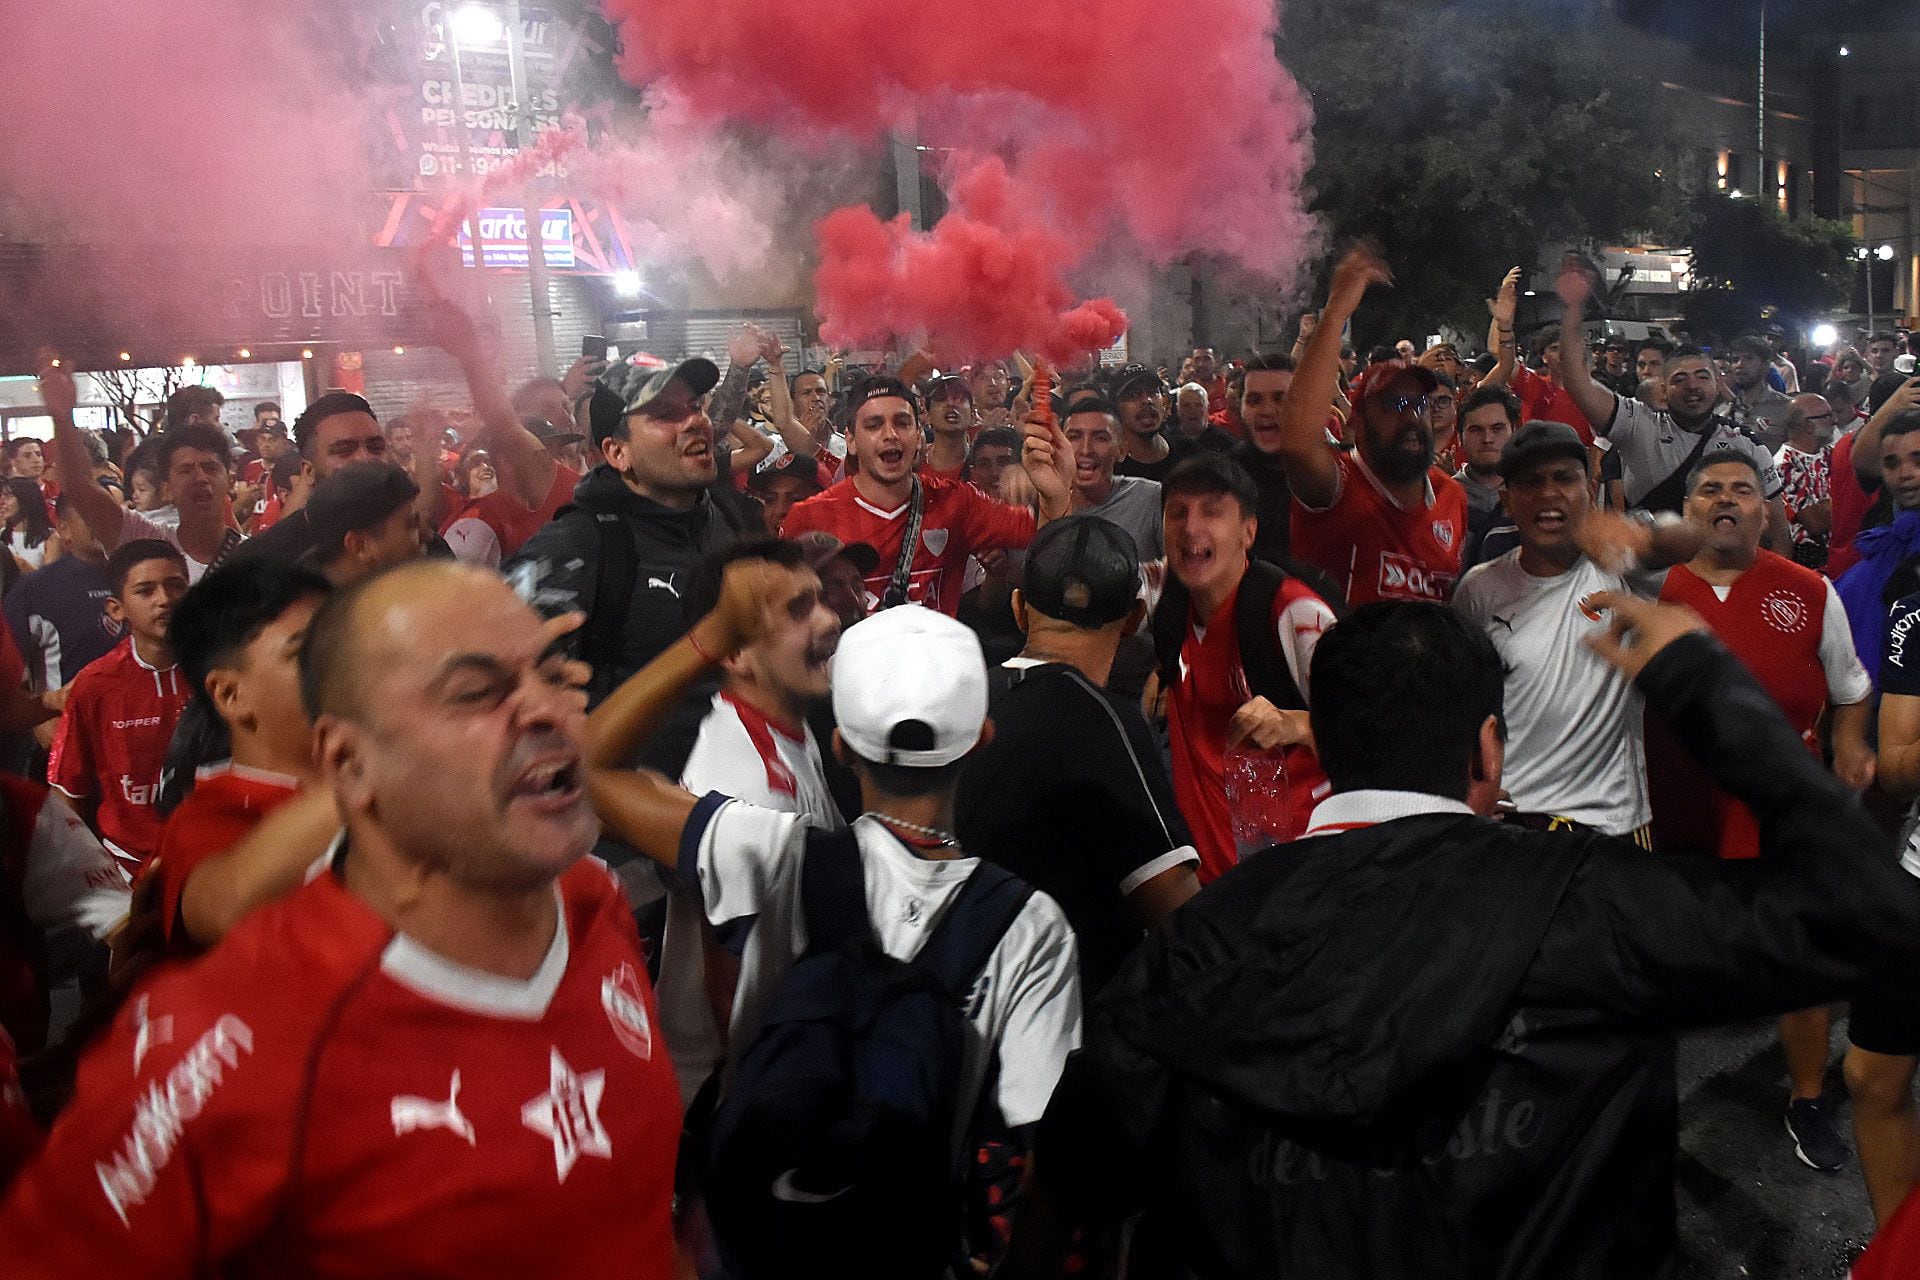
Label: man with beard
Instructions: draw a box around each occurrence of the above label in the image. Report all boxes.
[1452,422,1703,839]
[1276,246,1469,606]
[1112,366,1178,482]
[780,376,1071,616]
[0,563,685,1278]
[1554,268,1791,547]
[1647,451,1873,1172]
[1726,334,1795,449]
[507,358,745,774]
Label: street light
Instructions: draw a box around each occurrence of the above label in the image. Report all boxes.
[450,3,505,45]
[1811,323,1839,349]
[1858,245,1898,333]
[613,270,642,298]
[444,1,556,376]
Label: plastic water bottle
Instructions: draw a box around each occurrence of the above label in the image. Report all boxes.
[1226,746,1294,861]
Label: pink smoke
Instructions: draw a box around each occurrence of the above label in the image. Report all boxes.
[599,0,1316,361]
[0,0,369,249]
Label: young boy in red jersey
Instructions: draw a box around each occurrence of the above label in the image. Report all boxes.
[47,540,190,869]
[1152,454,1337,881]
[147,561,340,954]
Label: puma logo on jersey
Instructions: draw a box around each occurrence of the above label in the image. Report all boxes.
[391,1071,476,1146]
[646,576,680,597]
[1490,615,1515,633]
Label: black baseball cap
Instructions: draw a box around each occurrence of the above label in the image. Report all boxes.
[925,373,973,403]
[1112,364,1162,402]
[586,385,626,449]
[302,462,420,563]
[847,375,918,418]
[524,413,585,449]
[1498,420,1591,480]
[748,452,824,496]
[1022,516,1141,629]
[600,356,720,428]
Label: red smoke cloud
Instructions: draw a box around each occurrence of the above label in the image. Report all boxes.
[815,159,1128,366]
[600,0,1316,362]
[0,0,369,249]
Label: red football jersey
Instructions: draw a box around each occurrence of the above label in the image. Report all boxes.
[0,1022,38,1194]
[1858,1183,1920,1280]
[1648,554,1833,860]
[1165,573,1335,882]
[442,464,583,565]
[1290,452,1469,607]
[1509,365,1595,446]
[0,858,681,1279]
[47,639,188,867]
[149,765,302,952]
[780,474,1036,615]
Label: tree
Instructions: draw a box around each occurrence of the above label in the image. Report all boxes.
[1680,193,1857,342]
[1277,0,1687,345]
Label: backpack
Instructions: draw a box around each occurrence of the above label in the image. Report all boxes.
[1151,559,1308,709]
[703,825,1034,1280]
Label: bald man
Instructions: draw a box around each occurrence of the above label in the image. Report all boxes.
[0,563,687,1279]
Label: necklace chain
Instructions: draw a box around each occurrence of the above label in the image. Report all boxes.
[863,811,961,849]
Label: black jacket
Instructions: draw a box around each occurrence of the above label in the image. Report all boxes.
[505,464,741,771]
[1037,633,1920,1279]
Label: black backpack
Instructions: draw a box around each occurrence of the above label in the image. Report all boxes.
[703,826,1034,1280]
[1150,558,1309,709]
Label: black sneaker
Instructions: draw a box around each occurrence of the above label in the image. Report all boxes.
[1785,1097,1849,1171]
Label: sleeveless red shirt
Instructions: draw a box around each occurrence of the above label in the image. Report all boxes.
[1648,552,1829,858]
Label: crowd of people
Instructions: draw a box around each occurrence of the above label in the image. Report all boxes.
[2,244,1920,1277]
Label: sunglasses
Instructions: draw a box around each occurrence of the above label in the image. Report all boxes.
[1381,393,1429,415]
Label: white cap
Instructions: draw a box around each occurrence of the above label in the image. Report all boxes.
[831,605,988,768]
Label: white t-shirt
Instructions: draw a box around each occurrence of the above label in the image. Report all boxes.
[661,694,844,1102]
[118,506,234,583]
[1452,552,1652,835]
[685,804,1082,1131]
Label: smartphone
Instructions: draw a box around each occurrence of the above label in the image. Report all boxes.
[581,334,608,361]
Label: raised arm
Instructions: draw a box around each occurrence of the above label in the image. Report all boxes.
[585,559,792,866]
[759,330,817,459]
[708,326,764,436]
[1552,266,1620,431]
[426,287,557,510]
[1274,245,1391,509]
[1481,267,1520,389]
[1851,375,1920,485]
[37,361,128,553]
